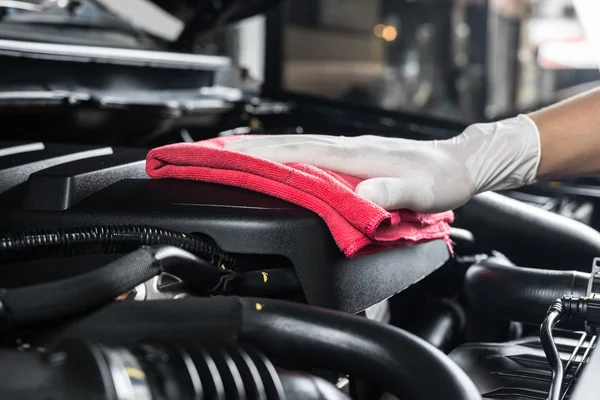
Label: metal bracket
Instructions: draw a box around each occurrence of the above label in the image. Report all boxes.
[585,257,600,333]
[133,273,188,301]
[586,257,600,297]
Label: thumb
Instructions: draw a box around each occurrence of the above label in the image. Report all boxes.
[355,177,431,212]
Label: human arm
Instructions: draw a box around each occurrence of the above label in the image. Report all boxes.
[530,87,600,178]
[225,88,600,213]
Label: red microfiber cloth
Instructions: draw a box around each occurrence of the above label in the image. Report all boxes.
[146,136,454,258]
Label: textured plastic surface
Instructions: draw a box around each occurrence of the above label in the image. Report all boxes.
[0,141,450,313]
[572,331,600,399]
[449,332,596,400]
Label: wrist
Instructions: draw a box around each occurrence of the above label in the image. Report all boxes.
[528,109,570,178]
[453,115,541,194]
[528,87,600,179]
[516,114,543,182]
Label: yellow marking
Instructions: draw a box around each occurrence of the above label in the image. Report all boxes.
[262,272,269,283]
[126,367,146,380]
[255,303,263,311]
[220,264,226,270]
[249,118,262,130]
[181,233,187,238]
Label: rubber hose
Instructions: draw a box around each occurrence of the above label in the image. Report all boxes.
[0,246,224,323]
[458,191,600,271]
[465,257,589,325]
[410,299,466,353]
[0,225,235,267]
[0,247,161,323]
[50,297,482,400]
[0,339,349,400]
[238,298,481,400]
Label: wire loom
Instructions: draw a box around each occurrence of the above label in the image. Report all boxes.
[0,225,236,268]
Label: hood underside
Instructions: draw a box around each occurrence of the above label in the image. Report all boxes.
[0,0,282,47]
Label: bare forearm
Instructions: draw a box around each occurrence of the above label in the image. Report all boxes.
[529,87,600,179]
[226,86,600,213]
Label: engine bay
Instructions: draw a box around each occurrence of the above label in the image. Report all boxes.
[2,3,600,399]
[1,137,600,400]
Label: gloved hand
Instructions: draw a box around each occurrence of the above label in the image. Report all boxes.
[225,115,541,213]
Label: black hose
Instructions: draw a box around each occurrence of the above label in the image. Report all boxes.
[0,246,226,323]
[0,339,350,400]
[0,225,235,267]
[457,192,600,271]
[50,297,481,400]
[239,298,480,400]
[410,299,466,353]
[464,257,589,325]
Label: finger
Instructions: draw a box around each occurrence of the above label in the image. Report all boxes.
[225,134,338,151]
[228,142,378,178]
[355,177,436,212]
[228,142,338,166]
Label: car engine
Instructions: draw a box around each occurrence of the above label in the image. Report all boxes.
[1,2,600,399]
[2,138,600,400]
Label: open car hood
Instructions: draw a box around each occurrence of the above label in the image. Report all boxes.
[148,0,280,30]
[0,0,282,48]
[103,0,282,43]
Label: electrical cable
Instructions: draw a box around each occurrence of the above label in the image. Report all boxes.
[0,225,235,267]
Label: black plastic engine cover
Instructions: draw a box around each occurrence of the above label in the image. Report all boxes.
[0,141,449,313]
[449,332,596,399]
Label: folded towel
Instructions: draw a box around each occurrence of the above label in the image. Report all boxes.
[146,136,454,258]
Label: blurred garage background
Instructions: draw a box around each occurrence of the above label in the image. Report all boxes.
[269,0,600,123]
[145,0,596,124]
[4,0,598,125]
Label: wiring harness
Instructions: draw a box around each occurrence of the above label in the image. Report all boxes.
[541,294,600,400]
[0,225,235,267]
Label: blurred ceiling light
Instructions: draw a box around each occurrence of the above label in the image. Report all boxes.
[374,23,386,38]
[382,26,397,42]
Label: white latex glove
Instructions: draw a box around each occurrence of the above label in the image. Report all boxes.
[224,115,541,213]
